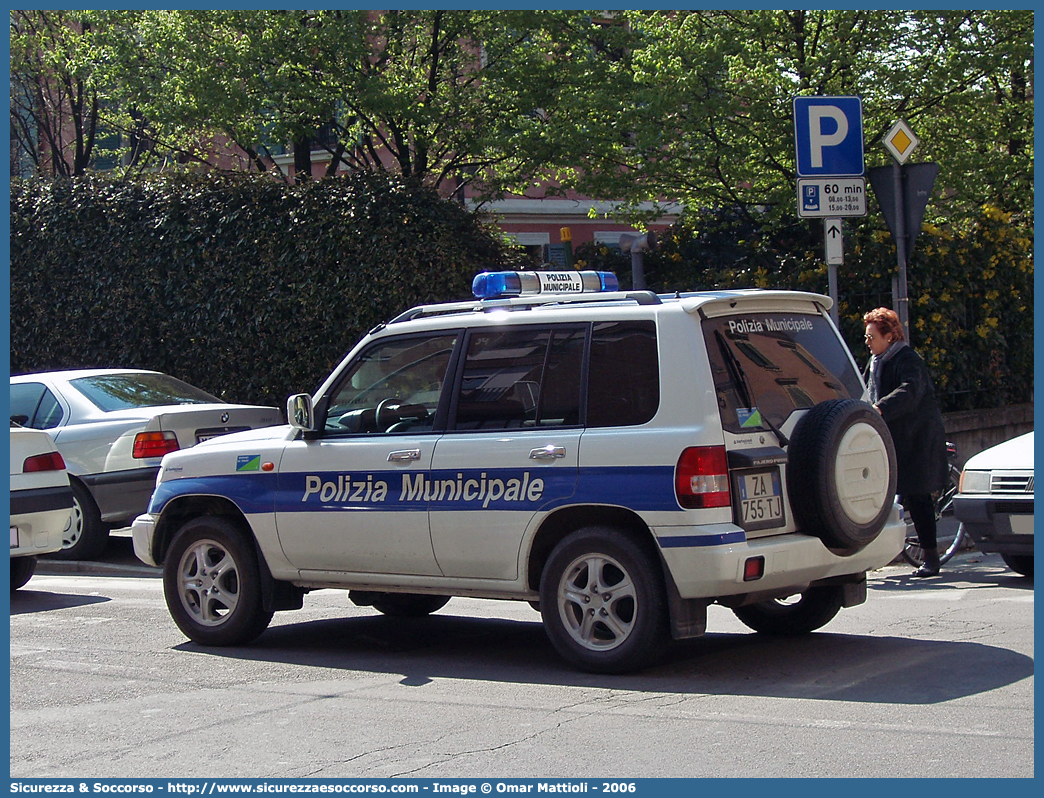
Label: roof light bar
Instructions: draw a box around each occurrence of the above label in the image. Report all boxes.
[472,270,619,300]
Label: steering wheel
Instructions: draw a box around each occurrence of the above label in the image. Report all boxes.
[375,398,399,431]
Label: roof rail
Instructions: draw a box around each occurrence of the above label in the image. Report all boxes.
[388,290,661,325]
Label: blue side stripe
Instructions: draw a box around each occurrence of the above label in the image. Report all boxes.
[152,465,688,515]
[149,474,279,515]
[150,468,748,549]
[568,465,679,512]
[658,531,746,548]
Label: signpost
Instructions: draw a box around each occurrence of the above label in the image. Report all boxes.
[867,119,939,341]
[794,97,866,322]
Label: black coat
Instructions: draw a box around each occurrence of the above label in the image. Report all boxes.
[871,346,949,496]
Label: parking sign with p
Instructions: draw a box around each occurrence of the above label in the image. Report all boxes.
[793,96,864,177]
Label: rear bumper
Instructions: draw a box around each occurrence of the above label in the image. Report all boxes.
[131,514,158,567]
[10,485,73,557]
[953,495,1034,556]
[80,467,160,527]
[658,508,905,600]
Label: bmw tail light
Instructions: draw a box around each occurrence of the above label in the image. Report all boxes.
[23,451,66,473]
[676,446,731,509]
[133,431,180,459]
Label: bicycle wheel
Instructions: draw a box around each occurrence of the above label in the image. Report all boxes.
[903,525,965,567]
[902,465,964,567]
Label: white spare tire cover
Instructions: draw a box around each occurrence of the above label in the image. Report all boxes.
[787,399,897,550]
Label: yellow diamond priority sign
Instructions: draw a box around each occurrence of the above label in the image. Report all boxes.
[883,119,918,164]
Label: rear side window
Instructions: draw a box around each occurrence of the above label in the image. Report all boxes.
[453,326,585,430]
[587,320,659,427]
[10,383,65,429]
[703,313,861,433]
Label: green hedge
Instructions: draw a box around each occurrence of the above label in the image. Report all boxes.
[576,206,1033,413]
[10,173,507,407]
[11,174,1031,415]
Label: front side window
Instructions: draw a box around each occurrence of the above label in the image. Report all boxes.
[453,326,585,431]
[324,333,459,434]
[703,312,862,433]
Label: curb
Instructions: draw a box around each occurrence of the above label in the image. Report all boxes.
[34,559,161,579]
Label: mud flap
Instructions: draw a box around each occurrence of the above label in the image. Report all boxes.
[663,566,710,640]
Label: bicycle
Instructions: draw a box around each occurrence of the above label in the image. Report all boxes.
[902,441,966,567]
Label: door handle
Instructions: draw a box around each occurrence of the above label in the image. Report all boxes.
[530,445,566,460]
[388,449,421,462]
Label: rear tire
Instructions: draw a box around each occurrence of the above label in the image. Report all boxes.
[47,480,108,561]
[371,594,450,617]
[10,556,36,591]
[732,585,845,635]
[1001,554,1034,577]
[163,517,273,646]
[540,527,667,674]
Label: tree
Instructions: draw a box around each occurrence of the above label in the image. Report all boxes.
[80,10,631,197]
[14,10,1031,231]
[10,10,104,176]
[565,10,1033,231]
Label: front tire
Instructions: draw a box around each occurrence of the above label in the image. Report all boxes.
[11,556,36,591]
[540,527,667,674]
[732,585,845,635]
[1001,553,1034,577]
[48,480,108,561]
[163,517,273,646]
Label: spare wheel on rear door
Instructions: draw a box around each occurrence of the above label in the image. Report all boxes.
[786,399,896,550]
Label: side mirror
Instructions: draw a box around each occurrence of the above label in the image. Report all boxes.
[286,394,316,432]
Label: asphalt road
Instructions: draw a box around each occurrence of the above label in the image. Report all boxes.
[10,535,1034,780]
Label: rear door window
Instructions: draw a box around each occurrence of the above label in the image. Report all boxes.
[703,313,861,433]
[451,326,585,430]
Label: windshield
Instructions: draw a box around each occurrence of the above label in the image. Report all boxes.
[703,312,862,433]
[70,373,222,413]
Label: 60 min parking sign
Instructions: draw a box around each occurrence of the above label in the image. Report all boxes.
[797,177,867,218]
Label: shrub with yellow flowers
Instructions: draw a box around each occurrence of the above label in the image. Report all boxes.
[576,204,1032,413]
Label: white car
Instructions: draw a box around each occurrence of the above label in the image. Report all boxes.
[10,424,73,590]
[10,369,280,560]
[953,431,1034,576]
[134,271,904,673]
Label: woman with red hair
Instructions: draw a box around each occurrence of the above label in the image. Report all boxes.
[863,308,950,576]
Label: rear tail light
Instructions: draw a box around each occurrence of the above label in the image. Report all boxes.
[133,431,180,459]
[676,446,731,509]
[23,451,66,473]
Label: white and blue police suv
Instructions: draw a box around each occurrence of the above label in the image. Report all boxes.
[132,271,903,673]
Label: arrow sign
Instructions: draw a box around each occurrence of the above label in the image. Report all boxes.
[824,218,844,265]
